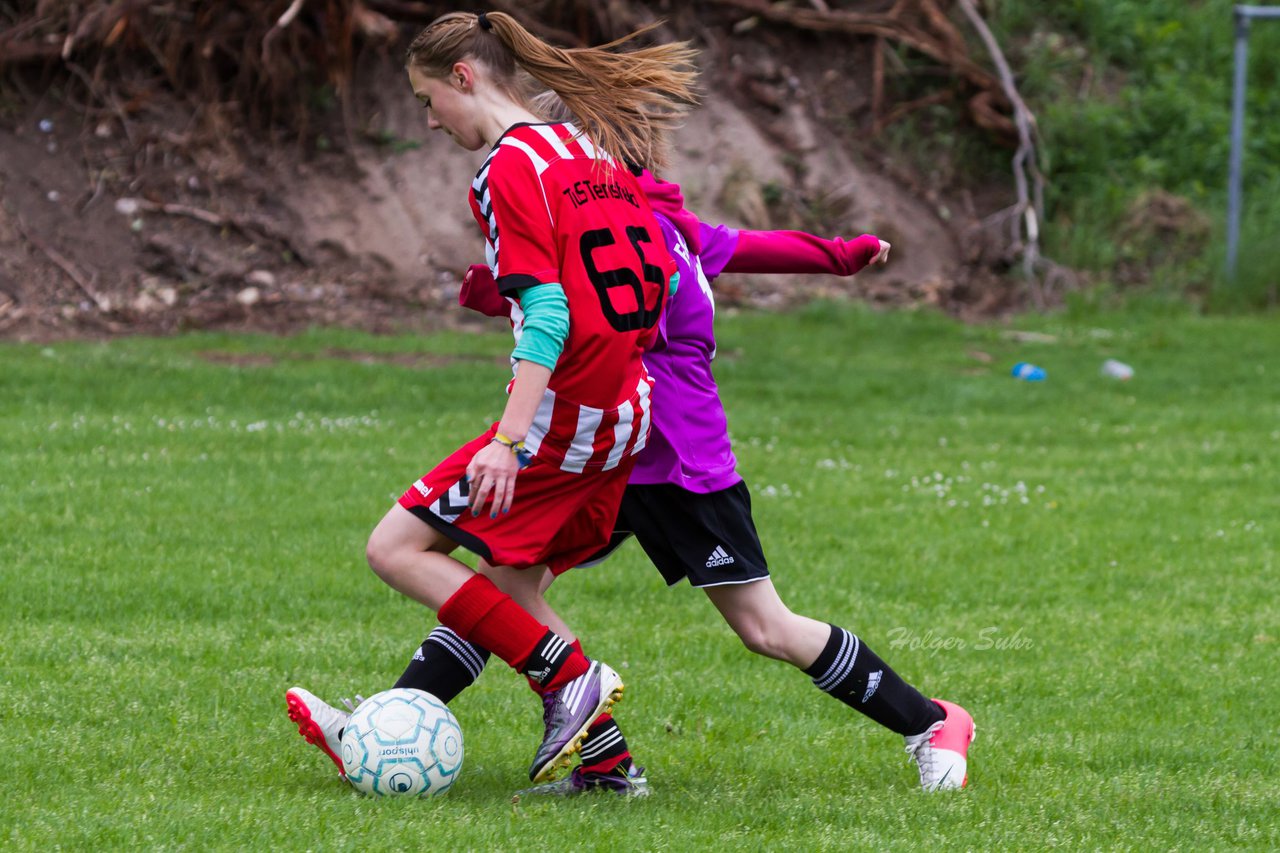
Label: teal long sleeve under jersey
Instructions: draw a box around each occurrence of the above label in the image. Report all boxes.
[510,282,569,369]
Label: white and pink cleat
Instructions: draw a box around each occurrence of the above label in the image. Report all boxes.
[904,699,975,791]
[285,687,350,780]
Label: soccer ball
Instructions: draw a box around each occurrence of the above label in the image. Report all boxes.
[340,688,463,797]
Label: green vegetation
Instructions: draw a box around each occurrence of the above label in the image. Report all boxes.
[3,305,1277,849]
[1012,0,1280,304]
[891,1,1280,307]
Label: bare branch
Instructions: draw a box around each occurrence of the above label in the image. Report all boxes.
[15,217,108,310]
[955,0,1051,301]
[262,0,309,66]
[116,198,312,266]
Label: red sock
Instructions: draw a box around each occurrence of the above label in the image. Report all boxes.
[439,574,588,686]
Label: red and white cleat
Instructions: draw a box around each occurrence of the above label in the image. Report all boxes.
[285,687,350,779]
[904,699,975,791]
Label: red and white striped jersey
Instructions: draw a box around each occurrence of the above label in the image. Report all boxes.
[468,122,674,473]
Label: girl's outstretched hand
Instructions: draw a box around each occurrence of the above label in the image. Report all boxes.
[873,240,891,264]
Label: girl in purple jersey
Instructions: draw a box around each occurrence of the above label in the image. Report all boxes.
[404,173,976,795]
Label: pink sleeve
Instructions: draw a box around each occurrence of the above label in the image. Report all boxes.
[723,230,881,276]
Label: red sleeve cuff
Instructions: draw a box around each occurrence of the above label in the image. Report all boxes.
[458,264,512,318]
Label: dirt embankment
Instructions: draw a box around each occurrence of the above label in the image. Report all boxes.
[0,14,1016,343]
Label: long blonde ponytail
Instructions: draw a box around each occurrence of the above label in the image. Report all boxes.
[405,11,699,173]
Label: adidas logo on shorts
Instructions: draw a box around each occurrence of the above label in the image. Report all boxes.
[705,545,735,568]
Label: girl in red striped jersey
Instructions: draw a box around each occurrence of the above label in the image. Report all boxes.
[286,10,697,787]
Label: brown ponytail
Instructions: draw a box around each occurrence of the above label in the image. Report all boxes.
[405,11,699,173]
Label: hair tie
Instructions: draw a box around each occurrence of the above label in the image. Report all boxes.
[476,11,492,31]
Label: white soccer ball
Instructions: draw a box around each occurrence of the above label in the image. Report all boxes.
[340,688,463,797]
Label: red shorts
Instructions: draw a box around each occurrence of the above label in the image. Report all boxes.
[397,424,636,574]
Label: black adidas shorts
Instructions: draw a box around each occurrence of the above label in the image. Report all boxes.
[579,481,770,588]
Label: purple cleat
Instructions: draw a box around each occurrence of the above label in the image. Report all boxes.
[517,763,649,798]
[529,660,624,783]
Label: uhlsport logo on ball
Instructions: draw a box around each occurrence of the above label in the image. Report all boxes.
[340,688,463,797]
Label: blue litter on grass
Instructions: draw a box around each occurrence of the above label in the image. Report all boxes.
[1011,362,1046,382]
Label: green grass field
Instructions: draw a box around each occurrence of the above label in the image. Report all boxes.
[2,303,1277,850]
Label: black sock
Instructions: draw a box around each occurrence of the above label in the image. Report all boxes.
[804,624,945,736]
[394,627,489,703]
[520,630,574,687]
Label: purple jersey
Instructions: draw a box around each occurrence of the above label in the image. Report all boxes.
[627,216,742,492]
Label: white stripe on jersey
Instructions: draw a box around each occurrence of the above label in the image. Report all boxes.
[522,386,557,457]
[500,136,550,174]
[602,399,634,472]
[508,298,526,350]
[532,124,575,162]
[630,375,653,455]
[473,151,501,272]
[562,122,613,164]
[472,159,492,215]
[561,405,606,474]
[521,376,652,473]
